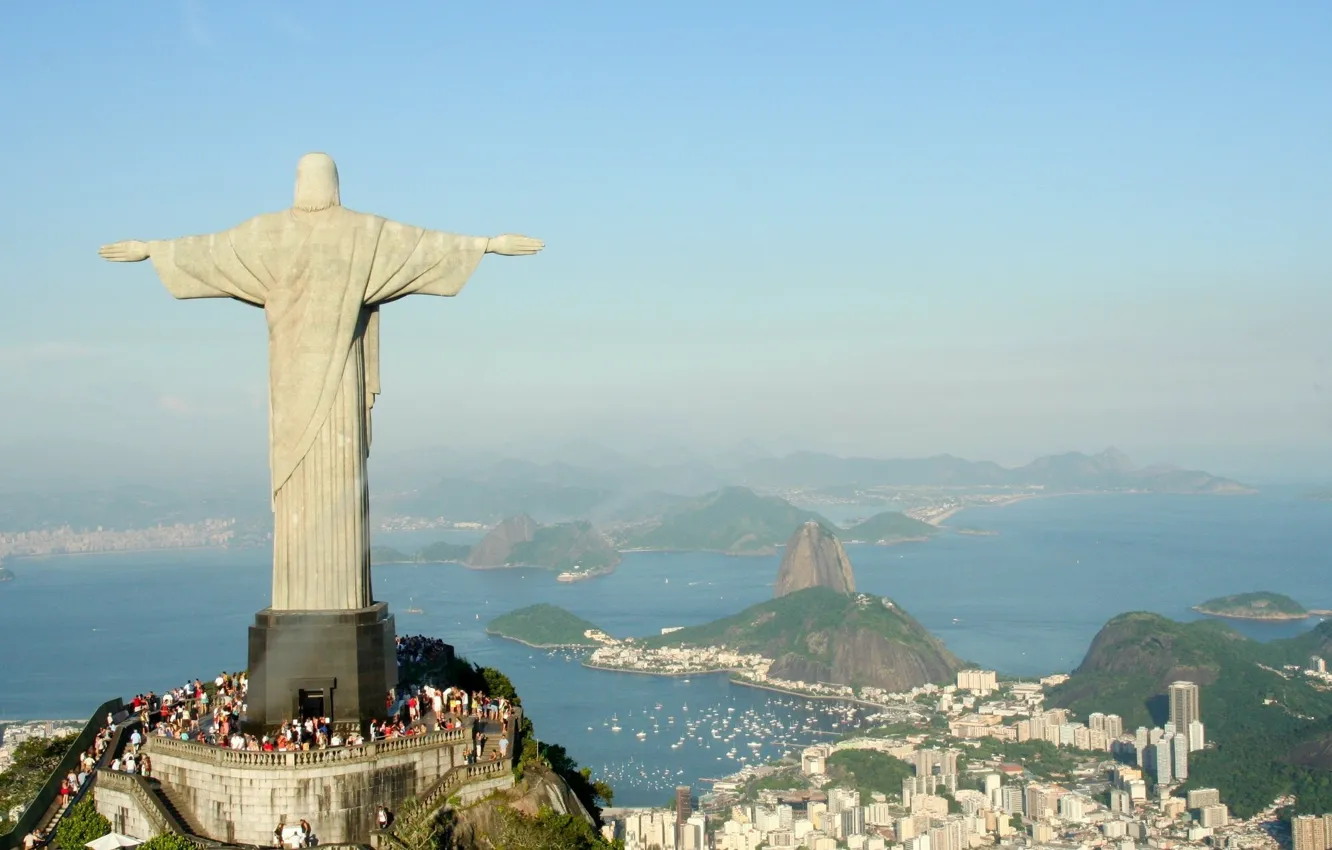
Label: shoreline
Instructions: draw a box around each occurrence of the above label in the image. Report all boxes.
[3,543,263,563]
[485,631,598,650]
[1192,605,1332,622]
[580,661,910,712]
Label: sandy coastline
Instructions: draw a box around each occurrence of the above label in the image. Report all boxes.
[486,631,599,650]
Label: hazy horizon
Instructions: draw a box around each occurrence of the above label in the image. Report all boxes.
[2,2,1329,489]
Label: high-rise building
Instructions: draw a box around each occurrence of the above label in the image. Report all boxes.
[1169,681,1201,732]
[1171,733,1189,781]
[674,785,692,847]
[1199,805,1229,829]
[1105,714,1124,739]
[840,808,866,838]
[681,814,706,850]
[1186,788,1220,809]
[1150,738,1172,785]
[1001,784,1025,816]
[1187,720,1206,752]
[1292,814,1327,850]
[1058,795,1087,822]
[957,670,998,692]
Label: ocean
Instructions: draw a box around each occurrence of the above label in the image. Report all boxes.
[1,491,1327,805]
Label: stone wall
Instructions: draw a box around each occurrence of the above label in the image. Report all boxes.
[92,781,159,841]
[143,728,472,845]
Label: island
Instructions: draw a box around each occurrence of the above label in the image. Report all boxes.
[486,603,604,648]
[841,511,938,544]
[1193,591,1328,621]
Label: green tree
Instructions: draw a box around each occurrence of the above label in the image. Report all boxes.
[492,806,614,850]
[54,798,110,850]
[0,734,78,832]
[386,796,443,850]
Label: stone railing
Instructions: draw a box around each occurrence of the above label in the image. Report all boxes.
[145,723,469,768]
[419,758,512,809]
[96,771,222,849]
[416,706,521,809]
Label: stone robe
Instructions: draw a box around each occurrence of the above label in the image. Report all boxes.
[148,207,487,610]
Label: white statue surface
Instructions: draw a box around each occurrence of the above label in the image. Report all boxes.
[100,153,543,611]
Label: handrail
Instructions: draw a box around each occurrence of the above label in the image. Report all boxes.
[144,723,470,769]
[94,772,219,849]
[0,697,123,850]
[416,707,520,808]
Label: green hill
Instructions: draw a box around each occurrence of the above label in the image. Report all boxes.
[487,604,602,647]
[1194,591,1308,620]
[1047,613,1332,817]
[506,521,621,572]
[641,586,962,691]
[369,541,472,565]
[622,487,831,554]
[369,545,413,564]
[842,511,938,543]
[418,540,472,562]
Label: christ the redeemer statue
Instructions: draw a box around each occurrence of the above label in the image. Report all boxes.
[100,153,543,612]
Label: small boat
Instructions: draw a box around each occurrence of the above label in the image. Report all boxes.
[404,607,424,615]
[636,731,647,739]
[611,725,622,733]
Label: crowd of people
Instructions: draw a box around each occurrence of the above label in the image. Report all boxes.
[23,713,122,849]
[19,634,514,850]
[395,634,451,667]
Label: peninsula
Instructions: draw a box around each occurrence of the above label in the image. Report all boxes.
[1193,591,1330,621]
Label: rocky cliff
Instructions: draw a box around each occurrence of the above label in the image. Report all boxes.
[773,522,855,597]
[444,766,596,850]
[466,514,539,568]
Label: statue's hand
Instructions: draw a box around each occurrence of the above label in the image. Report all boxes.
[98,241,150,262]
[486,234,544,257]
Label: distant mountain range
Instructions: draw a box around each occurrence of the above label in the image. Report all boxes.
[733,447,1251,492]
[2,447,1249,533]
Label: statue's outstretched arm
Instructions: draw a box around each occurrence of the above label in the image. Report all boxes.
[98,241,150,262]
[485,234,544,256]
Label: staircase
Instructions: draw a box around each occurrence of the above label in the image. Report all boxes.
[147,780,205,837]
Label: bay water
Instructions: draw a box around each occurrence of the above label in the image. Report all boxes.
[1,491,1327,804]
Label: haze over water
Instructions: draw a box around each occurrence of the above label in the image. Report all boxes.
[1,492,1327,804]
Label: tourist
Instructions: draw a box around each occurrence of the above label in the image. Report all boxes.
[376,805,392,829]
[273,823,285,849]
[57,778,71,809]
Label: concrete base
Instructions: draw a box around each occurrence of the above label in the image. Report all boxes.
[245,602,397,732]
[130,728,473,845]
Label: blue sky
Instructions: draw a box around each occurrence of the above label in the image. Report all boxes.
[0,1,1329,483]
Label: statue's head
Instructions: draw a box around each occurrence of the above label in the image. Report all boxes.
[294,153,340,211]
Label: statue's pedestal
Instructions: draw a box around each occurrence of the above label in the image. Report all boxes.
[244,602,397,732]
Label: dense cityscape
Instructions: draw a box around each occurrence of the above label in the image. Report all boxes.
[595,666,1332,850]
